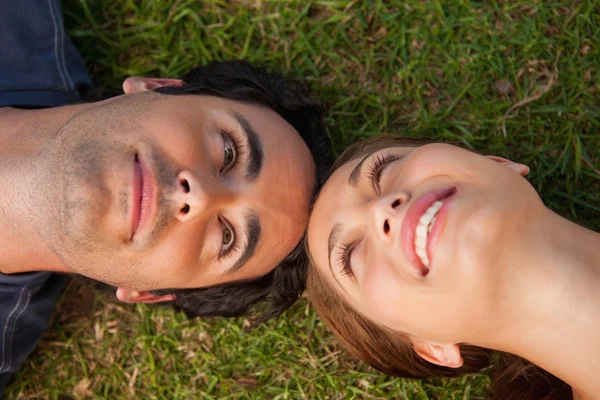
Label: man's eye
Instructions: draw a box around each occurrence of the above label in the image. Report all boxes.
[224,146,235,167]
[222,226,234,246]
[217,218,237,260]
[220,129,239,173]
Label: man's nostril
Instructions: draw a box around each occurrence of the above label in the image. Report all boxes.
[384,219,390,234]
[391,199,401,208]
[180,179,190,193]
[181,204,190,214]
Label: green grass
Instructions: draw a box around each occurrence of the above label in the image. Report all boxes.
[6,0,600,398]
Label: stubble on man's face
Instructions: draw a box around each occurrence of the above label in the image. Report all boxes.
[34,91,317,291]
[44,96,179,288]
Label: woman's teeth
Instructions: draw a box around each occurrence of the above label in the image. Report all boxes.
[414,201,443,267]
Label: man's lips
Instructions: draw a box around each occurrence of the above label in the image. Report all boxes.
[400,187,457,275]
[131,154,157,238]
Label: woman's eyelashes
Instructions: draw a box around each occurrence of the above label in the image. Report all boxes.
[334,152,401,279]
[336,237,362,278]
[366,152,401,195]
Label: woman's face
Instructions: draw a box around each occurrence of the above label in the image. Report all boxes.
[307,143,539,344]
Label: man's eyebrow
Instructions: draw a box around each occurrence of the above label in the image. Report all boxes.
[348,152,375,187]
[327,223,342,272]
[226,211,261,275]
[229,111,264,182]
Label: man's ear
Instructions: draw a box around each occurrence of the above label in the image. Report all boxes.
[413,339,464,368]
[122,76,184,94]
[486,155,530,176]
[116,288,176,304]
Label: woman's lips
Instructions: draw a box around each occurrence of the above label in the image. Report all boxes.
[400,187,457,275]
[131,154,156,238]
[426,194,455,269]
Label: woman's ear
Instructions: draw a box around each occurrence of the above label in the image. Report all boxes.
[122,76,183,94]
[412,339,464,368]
[486,155,530,176]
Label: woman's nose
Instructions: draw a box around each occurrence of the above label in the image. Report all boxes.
[173,170,234,223]
[370,192,409,244]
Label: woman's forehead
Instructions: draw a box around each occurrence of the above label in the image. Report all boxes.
[309,157,362,234]
[306,155,367,288]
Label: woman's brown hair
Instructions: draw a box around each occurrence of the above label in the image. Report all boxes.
[306,136,573,399]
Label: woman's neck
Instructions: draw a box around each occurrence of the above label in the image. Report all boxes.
[477,207,600,398]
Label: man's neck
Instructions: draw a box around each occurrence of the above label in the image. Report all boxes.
[0,107,79,274]
[473,208,600,398]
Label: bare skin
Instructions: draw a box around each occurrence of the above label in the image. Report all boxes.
[0,77,315,304]
[308,144,600,399]
[476,207,600,400]
[0,106,80,275]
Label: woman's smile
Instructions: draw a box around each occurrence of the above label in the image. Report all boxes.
[401,186,457,275]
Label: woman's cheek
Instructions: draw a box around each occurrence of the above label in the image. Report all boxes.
[399,144,473,185]
[360,257,408,327]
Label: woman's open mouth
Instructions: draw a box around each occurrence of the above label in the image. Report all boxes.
[401,186,457,276]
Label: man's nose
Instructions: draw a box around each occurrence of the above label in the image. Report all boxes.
[369,192,409,245]
[173,170,234,223]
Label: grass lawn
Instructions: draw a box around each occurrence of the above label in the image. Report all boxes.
[5,0,599,399]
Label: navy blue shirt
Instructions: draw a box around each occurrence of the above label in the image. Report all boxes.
[0,0,92,108]
[0,0,92,393]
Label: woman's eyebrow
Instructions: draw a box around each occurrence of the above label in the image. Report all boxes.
[326,222,347,291]
[348,150,377,187]
[328,222,342,270]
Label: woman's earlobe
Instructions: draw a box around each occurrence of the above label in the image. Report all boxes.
[486,155,530,176]
[413,340,464,368]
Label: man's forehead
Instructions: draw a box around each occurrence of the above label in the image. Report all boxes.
[229,115,313,281]
[167,94,273,113]
[252,170,311,240]
[238,200,306,280]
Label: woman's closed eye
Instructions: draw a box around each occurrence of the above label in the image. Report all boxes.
[334,152,401,279]
[366,152,401,195]
[335,236,362,278]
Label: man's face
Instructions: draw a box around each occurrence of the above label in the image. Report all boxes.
[44,87,315,291]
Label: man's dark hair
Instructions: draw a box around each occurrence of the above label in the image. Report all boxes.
[143,60,331,324]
